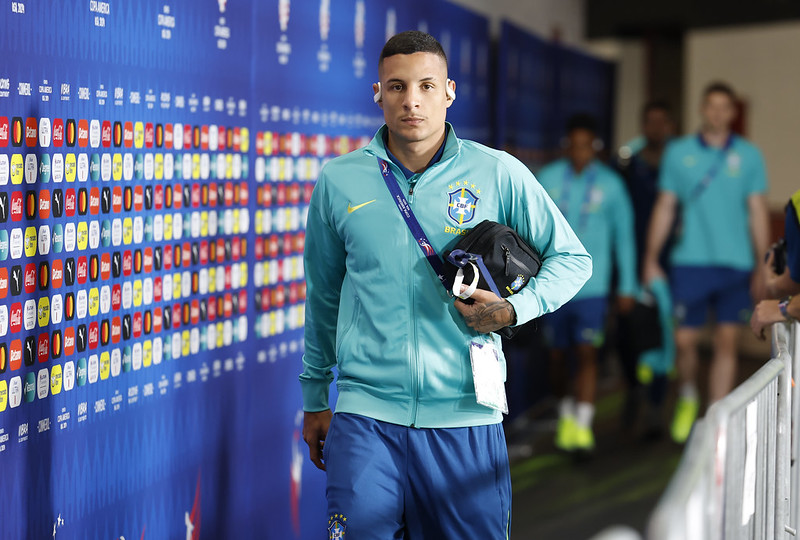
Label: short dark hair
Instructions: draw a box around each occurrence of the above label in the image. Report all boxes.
[379,31,448,68]
[566,113,598,136]
[702,81,737,103]
[641,99,672,122]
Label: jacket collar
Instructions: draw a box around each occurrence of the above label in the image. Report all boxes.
[365,122,461,167]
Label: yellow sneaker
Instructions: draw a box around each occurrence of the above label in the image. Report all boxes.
[573,425,595,452]
[671,396,699,443]
[555,416,578,451]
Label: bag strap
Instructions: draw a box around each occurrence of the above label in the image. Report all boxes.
[376,157,453,295]
[446,249,503,299]
[688,133,734,201]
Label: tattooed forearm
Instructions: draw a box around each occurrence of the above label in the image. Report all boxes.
[462,300,517,333]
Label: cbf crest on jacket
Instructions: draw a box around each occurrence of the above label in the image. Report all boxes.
[301,123,592,428]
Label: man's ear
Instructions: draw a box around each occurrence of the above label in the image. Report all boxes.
[445,79,456,107]
[373,82,382,106]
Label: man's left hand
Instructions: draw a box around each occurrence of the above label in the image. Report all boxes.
[750,299,783,340]
[454,288,516,333]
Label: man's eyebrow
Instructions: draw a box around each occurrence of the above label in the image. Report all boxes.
[385,77,437,84]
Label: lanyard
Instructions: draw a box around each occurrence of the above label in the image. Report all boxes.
[689,133,734,201]
[558,164,597,232]
[376,157,452,293]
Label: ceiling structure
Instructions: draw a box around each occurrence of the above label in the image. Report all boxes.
[587,0,800,38]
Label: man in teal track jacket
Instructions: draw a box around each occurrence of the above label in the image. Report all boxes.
[300,31,591,539]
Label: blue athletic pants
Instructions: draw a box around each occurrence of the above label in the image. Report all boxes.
[324,412,512,539]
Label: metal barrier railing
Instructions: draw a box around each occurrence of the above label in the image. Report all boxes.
[647,321,797,539]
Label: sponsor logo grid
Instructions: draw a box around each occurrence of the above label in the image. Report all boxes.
[0,115,358,432]
[0,117,373,467]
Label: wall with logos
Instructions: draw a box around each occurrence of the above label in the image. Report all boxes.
[0,1,491,539]
[0,1,613,539]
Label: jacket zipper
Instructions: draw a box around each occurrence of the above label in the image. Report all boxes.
[407,174,420,427]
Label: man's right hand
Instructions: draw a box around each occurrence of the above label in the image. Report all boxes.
[303,409,333,471]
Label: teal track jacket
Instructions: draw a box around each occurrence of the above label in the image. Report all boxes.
[301,124,591,428]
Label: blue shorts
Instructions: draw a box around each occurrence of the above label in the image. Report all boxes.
[541,297,608,349]
[670,266,752,327]
[324,413,511,539]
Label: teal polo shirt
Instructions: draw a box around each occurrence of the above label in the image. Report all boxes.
[660,134,768,271]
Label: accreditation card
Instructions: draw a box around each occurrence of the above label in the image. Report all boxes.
[469,340,508,414]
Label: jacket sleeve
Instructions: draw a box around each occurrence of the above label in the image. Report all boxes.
[609,174,638,297]
[299,174,347,412]
[503,157,592,325]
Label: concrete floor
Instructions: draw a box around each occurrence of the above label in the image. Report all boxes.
[505,333,771,539]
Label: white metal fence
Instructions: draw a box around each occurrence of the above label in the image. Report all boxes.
[647,321,800,539]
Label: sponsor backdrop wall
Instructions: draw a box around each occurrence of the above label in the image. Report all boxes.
[0,1,612,538]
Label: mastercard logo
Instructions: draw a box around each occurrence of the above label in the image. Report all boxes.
[64,293,75,320]
[25,191,36,220]
[89,254,99,282]
[134,249,142,274]
[51,329,62,358]
[124,186,133,211]
[100,319,109,346]
[78,188,88,215]
[173,244,182,269]
[39,261,49,290]
[113,121,122,147]
[65,119,76,147]
[11,117,23,147]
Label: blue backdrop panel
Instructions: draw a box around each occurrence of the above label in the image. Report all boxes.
[0,1,492,539]
[427,1,492,144]
[494,21,557,167]
[494,21,616,170]
[554,44,616,150]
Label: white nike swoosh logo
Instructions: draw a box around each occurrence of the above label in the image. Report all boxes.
[347,200,376,213]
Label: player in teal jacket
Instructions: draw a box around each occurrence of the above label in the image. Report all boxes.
[300,31,591,539]
[537,114,638,453]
